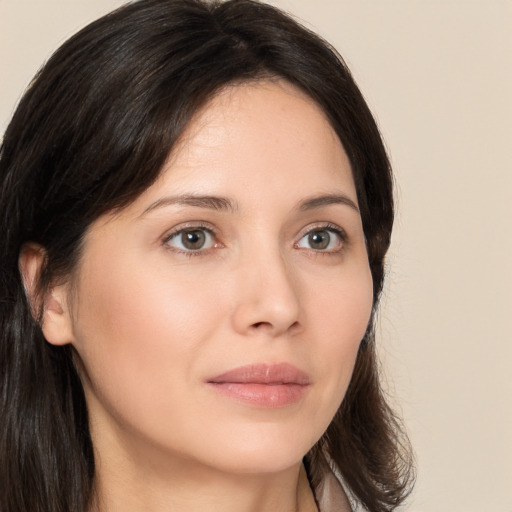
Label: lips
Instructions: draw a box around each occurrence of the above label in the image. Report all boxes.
[207,363,310,408]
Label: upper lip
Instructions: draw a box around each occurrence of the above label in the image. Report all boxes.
[207,363,310,385]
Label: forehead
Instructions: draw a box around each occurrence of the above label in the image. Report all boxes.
[121,79,357,218]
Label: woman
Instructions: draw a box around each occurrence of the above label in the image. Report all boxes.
[0,1,414,511]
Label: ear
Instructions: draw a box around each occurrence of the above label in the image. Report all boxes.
[19,243,75,346]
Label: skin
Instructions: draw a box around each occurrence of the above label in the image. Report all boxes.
[24,80,372,512]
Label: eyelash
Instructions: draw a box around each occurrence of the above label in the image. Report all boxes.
[295,223,348,255]
[162,222,220,257]
[162,222,347,258]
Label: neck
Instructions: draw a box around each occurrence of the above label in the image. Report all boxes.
[92,455,317,512]
[86,395,318,512]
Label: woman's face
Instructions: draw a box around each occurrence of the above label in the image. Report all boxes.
[61,80,373,476]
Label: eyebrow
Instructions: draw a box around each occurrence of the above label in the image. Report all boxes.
[140,192,358,218]
[141,194,239,217]
[298,193,359,213]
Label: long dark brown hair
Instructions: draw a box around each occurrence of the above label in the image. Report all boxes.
[0,1,414,511]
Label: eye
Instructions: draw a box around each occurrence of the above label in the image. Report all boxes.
[296,226,345,252]
[165,228,216,252]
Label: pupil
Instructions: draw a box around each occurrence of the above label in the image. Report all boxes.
[182,230,205,250]
[309,231,329,250]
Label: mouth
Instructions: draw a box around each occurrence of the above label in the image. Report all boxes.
[207,363,310,408]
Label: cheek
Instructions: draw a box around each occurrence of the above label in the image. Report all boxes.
[74,249,222,346]
[69,253,226,422]
[306,260,373,409]
[310,256,373,339]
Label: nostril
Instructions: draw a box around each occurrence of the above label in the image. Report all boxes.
[250,320,301,334]
[252,321,271,329]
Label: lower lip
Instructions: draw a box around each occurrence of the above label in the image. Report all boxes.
[207,382,308,408]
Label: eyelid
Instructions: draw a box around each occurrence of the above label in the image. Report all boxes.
[160,221,347,256]
[294,222,348,252]
[162,222,222,255]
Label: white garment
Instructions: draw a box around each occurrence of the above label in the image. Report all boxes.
[314,467,369,512]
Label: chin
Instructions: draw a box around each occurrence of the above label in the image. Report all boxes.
[193,424,320,476]
[207,450,305,476]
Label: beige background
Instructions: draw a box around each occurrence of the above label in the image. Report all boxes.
[1,1,511,511]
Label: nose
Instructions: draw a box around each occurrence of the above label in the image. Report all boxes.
[231,246,302,338]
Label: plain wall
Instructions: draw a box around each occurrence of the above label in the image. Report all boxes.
[1,1,511,511]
